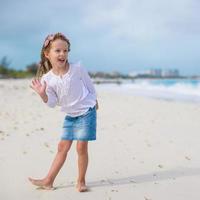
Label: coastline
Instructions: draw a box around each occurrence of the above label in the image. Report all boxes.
[95,79,200,104]
[1,79,200,200]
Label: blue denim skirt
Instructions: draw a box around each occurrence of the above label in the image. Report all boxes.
[61,106,96,141]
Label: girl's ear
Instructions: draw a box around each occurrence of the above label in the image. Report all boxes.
[44,51,49,60]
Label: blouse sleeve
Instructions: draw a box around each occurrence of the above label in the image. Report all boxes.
[41,76,58,108]
[79,64,97,99]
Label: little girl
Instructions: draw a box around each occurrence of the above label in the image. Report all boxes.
[29,33,98,192]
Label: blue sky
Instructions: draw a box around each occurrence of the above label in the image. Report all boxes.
[1,0,200,75]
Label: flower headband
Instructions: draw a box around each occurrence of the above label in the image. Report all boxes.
[43,33,69,48]
[43,34,55,48]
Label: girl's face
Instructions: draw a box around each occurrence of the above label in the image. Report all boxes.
[44,39,69,69]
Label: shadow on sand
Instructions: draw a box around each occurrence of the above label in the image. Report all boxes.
[53,167,200,190]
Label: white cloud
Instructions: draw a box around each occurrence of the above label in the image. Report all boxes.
[81,0,200,41]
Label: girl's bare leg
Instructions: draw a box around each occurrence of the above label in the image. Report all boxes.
[76,141,88,192]
[29,140,73,189]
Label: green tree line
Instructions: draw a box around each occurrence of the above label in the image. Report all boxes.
[0,56,37,78]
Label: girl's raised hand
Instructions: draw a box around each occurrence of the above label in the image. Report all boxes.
[30,79,47,96]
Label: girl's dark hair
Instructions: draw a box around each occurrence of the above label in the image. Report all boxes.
[36,33,71,78]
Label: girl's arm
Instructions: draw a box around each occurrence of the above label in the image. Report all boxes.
[79,65,96,96]
[79,65,99,109]
[30,78,58,108]
[30,79,48,102]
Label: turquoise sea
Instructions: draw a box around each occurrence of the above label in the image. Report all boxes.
[96,79,200,103]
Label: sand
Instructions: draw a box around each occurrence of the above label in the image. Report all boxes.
[0,79,200,200]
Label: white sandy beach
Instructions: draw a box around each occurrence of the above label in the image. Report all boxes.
[1,79,200,200]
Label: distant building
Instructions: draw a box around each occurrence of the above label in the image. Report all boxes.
[149,69,162,77]
[161,69,179,77]
[129,68,180,78]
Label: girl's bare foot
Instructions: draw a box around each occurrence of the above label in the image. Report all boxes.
[76,181,88,192]
[28,177,54,190]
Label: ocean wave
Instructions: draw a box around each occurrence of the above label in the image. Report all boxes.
[96,79,200,103]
